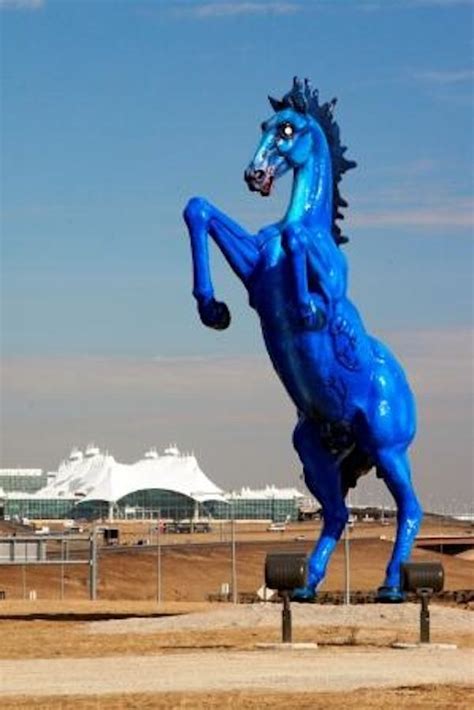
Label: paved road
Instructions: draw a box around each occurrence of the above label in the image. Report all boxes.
[1,648,472,697]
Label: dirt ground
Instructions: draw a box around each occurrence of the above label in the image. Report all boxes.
[0,519,472,708]
[0,601,472,707]
[2,685,472,710]
[1,647,473,696]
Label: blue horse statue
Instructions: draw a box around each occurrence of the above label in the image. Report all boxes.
[184,78,422,602]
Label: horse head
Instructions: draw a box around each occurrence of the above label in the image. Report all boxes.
[244,105,319,197]
[245,77,356,245]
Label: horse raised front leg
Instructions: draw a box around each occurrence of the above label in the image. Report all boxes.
[375,448,423,602]
[183,197,260,330]
[291,415,348,601]
[282,223,326,330]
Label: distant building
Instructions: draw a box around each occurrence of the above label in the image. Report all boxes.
[0,469,49,494]
[3,445,225,521]
[1,446,305,522]
[207,486,305,522]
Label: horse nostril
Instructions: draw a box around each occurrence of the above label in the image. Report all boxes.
[244,168,266,189]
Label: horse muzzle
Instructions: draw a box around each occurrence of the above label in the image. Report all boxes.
[244,168,274,197]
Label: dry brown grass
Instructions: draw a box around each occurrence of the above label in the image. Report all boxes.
[1,612,472,661]
[2,685,473,710]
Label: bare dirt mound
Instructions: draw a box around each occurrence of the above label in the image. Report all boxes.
[87,600,472,637]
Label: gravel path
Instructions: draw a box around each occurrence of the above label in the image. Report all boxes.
[1,648,473,697]
[87,602,473,635]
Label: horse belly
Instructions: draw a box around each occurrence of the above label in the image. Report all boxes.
[262,327,363,422]
[252,251,369,422]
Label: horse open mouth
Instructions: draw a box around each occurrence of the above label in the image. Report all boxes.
[259,175,274,196]
[244,169,274,197]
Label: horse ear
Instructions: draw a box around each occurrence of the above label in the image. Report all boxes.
[268,95,285,112]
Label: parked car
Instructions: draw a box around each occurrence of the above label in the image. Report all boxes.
[267,522,286,532]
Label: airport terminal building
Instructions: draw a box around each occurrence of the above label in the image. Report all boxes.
[0,445,305,523]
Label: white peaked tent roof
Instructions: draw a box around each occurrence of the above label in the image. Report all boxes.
[36,446,226,504]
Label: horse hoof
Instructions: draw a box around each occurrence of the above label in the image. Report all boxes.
[376,586,405,603]
[290,586,316,602]
[198,299,231,330]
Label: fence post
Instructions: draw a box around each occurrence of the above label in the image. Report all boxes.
[344,495,351,605]
[89,525,98,601]
[60,538,65,600]
[156,508,162,604]
[22,541,27,600]
[231,498,237,604]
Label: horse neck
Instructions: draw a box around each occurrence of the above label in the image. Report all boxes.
[282,143,332,229]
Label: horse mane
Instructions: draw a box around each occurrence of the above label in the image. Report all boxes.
[269,77,357,246]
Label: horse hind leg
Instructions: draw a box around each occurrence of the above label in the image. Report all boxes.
[375,447,423,602]
[292,416,348,600]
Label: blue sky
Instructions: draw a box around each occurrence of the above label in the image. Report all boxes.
[2,0,472,357]
[1,0,473,507]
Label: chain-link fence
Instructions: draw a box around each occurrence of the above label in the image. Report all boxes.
[0,517,326,602]
[0,533,95,601]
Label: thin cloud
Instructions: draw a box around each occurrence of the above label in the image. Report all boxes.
[361,0,473,7]
[180,2,300,18]
[351,203,474,229]
[351,178,474,230]
[414,69,474,84]
[411,0,474,5]
[0,0,44,9]
[370,158,438,178]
